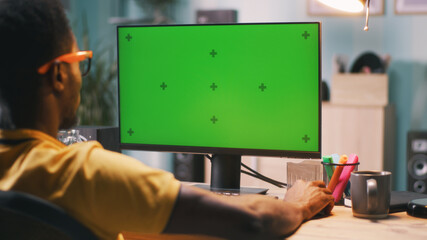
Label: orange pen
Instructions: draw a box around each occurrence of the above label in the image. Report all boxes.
[327,155,348,192]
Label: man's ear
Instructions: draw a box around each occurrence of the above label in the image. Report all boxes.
[49,63,66,92]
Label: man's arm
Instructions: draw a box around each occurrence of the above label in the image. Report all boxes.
[163,180,334,240]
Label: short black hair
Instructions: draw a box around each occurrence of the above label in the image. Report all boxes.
[0,0,72,128]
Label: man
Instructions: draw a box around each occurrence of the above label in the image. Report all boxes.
[0,0,334,239]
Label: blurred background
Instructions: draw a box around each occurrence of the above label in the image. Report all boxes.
[64,0,427,191]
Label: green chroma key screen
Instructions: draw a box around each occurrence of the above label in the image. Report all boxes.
[118,22,320,157]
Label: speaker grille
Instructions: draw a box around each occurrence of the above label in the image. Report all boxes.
[407,131,427,193]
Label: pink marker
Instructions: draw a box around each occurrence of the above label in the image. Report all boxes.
[332,154,359,202]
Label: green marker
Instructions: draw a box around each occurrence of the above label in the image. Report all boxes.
[322,156,334,181]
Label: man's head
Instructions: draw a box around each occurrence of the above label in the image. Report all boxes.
[0,0,82,130]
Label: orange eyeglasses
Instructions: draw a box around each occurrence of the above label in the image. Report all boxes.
[37,51,93,76]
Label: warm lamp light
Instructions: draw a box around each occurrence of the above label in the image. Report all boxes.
[317,0,371,31]
[317,0,364,13]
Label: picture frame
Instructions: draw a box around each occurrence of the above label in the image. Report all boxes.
[307,0,384,16]
[395,0,427,14]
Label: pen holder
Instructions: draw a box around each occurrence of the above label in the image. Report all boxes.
[322,162,360,204]
[287,160,323,188]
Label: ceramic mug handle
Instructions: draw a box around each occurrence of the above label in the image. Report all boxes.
[367,178,378,212]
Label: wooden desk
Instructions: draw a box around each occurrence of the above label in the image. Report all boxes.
[268,188,427,240]
[123,187,427,240]
[122,205,426,240]
[290,206,426,240]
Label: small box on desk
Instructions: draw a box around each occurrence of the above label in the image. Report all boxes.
[287,160,323,188]
[331,74,388,106]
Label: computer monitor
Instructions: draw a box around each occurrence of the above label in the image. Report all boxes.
[117,22,321,193]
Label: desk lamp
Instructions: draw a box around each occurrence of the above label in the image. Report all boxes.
[317,0,371,31]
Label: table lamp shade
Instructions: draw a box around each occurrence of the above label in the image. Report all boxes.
[317,0,365,13]
[317,0,371,31]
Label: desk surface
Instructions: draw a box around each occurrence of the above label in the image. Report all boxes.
[123,187,427,240]
[289,206,426,240]
[269,188,427,240]
[122,205,426,240]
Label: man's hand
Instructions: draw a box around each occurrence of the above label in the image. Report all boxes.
[284,180,335,220]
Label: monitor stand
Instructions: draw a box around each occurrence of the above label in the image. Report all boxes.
[194,154,268,195]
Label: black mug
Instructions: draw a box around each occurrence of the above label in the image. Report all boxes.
[350,171,391,219]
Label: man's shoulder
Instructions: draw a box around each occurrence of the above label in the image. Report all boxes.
[27,139,117,169]
[66,140,104,151]
[63,140,124,162]
[65,141,139,167]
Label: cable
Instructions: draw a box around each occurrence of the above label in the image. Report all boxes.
[241,163,287,188]
[240,170,285,188]
[241,170,283,188]
[204,155,287,188]
[241,163,287,186]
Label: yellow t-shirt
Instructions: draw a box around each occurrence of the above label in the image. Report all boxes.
[0,129,181,240]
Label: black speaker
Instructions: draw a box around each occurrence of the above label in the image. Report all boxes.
[173,153,205,182]
[75,126,120,153]
[407,131,427,193]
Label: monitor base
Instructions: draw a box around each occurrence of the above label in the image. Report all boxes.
[193,183,268,195]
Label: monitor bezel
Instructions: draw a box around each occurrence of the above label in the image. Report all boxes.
[116,22,322,159]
